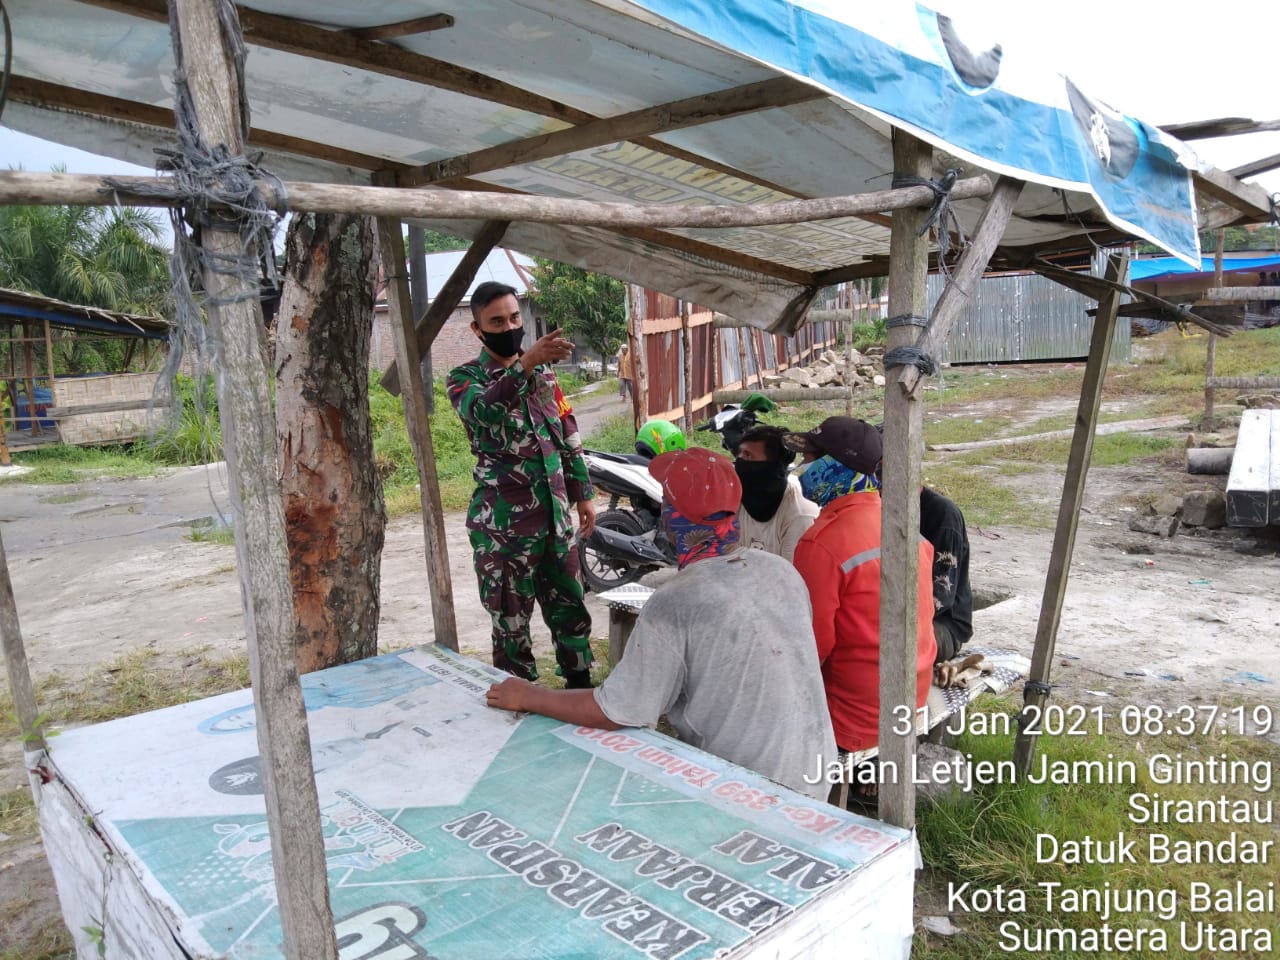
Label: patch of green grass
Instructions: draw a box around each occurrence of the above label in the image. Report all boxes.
[983,432,1179,469]
[584,412,642,454]
[0,786,37,838]
[370,380,476,515]
[147,374,222,465]
[932,365,1084,408]
[0,918,72,960]
[0,649,251,741]
[553,369,601,396]
[919,464,1047,529]
[924,415,1015,446]
[186,522,235,546]
[916,704,1280,959]
[534,637,613,688]
[850,317,886,351]
[1,443,161,484]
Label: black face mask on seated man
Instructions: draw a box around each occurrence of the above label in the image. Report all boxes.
[481,327,524,359]
[733,458,789,522]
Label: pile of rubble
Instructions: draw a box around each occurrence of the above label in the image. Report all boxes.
[762,348,886,391]
[1129,489,1228,537]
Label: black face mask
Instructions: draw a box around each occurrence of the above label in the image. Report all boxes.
[734,459,789,522]
[480,327,523,359]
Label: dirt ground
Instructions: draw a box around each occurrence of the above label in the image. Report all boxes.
[2,382,1279,954]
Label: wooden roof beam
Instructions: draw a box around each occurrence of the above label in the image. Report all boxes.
[1,168,993,231]
[1028,257,1233,337]
[5,77,818,288]
[1193,167,1273,221]
[348,14,455,42]
[402,77,824,186]
[72,0,596,125]
[1161,116,1280,140]
[72,0,841,217]
[1231,152,1280,181]
[6,75,405,174]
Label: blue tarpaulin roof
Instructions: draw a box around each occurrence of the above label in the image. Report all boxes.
[1130,255,1280,283]
[3,0,1234,330]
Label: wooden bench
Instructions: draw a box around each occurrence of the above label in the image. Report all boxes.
[1226,408,1280,527]
[597,582,655,665]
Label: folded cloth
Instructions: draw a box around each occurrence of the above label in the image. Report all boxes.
[934,652,990,689]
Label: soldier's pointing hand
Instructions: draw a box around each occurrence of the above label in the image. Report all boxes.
[520,329,575,375]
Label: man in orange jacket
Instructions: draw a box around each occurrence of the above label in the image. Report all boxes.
[785,417,936,755]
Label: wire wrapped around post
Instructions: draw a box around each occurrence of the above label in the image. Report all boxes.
[104,0,288,439]
[884,313,928,329]
[891,167,966,264]
[882,345,937,378]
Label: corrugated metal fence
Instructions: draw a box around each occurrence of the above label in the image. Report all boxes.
[928,249,1130,363]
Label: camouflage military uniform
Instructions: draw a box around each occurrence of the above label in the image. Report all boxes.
[447,348,594,683]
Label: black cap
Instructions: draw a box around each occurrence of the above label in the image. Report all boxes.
[782,417,882,474]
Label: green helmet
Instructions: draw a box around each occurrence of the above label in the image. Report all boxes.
[635,419,687,458]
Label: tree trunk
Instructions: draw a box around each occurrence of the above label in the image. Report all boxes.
[275,212,386,672]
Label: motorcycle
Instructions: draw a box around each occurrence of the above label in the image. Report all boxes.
[578,398,774,592]
[577,448,675,592]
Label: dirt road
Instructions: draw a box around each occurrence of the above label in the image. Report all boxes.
[4,445,1277,709]
[3,399,1280,954]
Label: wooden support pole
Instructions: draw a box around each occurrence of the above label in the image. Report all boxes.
[845,295,855,417]
[1207,376,1280,390]
[1035,259,1233,337]
[0,529,44,752]
[170,3,338,957]
[877,131,931,830]
[751,330,766,390]
[896,177,1024,396]
[627,284,648,430]
[42,320,57,413]
[23,322,40,436]
[709,318,720,419]
[736,328,749,391]
[681,301,694,433]
[380,219,509,395]
[375,217,459,652]
[407,224,433,414]
[1204,230,1225,431]
[1013,254,1127,774]
[0,169,994,229]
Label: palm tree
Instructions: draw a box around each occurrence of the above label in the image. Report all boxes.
[0,202,171,314]
[0,192,172,373]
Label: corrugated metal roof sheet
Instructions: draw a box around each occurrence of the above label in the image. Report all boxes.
[424,248,536,302]
[1,0,1229,330]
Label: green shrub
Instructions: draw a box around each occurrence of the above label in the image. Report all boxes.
[369,380,477,514]
[148,374,222,465]
[2,442,160,483]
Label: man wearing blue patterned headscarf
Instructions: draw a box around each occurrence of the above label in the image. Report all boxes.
[784,417,937,763]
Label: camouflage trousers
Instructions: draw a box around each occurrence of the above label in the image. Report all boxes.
[468,529,593,682]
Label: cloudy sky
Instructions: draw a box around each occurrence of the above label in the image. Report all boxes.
[2,1,1276,240]
[941,0,1279,195]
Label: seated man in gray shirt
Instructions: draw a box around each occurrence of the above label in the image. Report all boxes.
[486,448,837,801]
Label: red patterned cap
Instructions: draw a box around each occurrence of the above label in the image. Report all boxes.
[648,449,741,523]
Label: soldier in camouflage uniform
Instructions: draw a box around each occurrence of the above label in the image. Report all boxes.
[447,282,597,688]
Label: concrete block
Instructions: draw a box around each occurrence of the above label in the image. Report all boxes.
[1182,490,1227,528]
